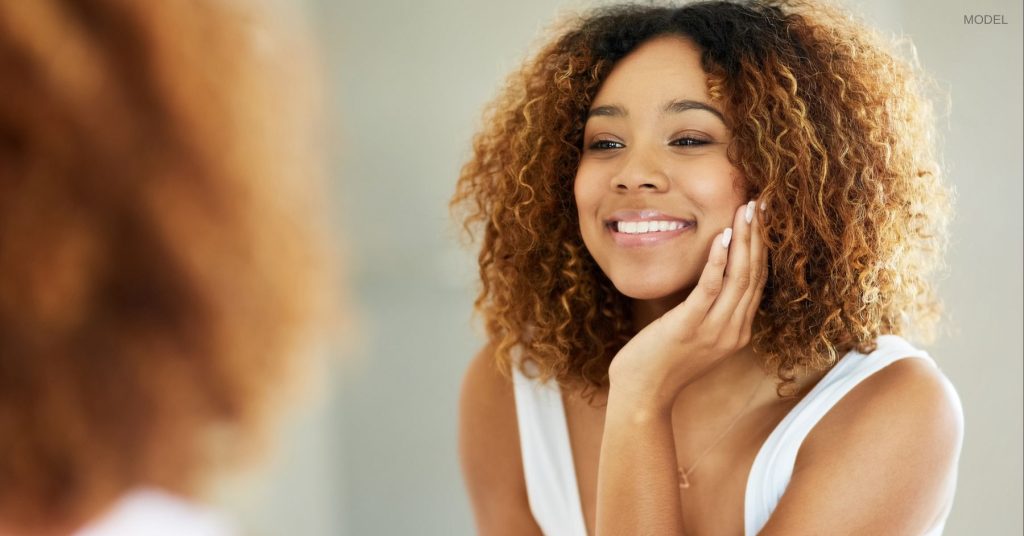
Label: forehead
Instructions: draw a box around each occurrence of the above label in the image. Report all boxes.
[591,35,712,109]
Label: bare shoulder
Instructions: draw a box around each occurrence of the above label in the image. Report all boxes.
[807,355,963,457]
[459,345,518,456]
[761,355,964,535]
[458,345,542,536]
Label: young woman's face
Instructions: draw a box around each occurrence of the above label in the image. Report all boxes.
[575,35,747,302]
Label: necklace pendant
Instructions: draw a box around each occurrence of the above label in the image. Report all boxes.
[678,469,690,489]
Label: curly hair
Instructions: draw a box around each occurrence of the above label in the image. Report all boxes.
[451,0,952,396]
[0,0,333,527]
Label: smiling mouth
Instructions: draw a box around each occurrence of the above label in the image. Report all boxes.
[607,220,695,234]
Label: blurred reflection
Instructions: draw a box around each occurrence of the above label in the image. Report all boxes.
[0,1,335,534]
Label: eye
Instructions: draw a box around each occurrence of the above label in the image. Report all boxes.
[670,136,710,147]
[588,139,625,151]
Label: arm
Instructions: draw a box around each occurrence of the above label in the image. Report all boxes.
[596,390,685,534]
[758,357,963,535]
[458,345,544,536]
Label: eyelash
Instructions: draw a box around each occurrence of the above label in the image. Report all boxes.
[589,139,624,150]
[588,137,709,151]
[671,137,709,147]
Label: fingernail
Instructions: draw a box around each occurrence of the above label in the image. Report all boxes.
[721,228,733,248]
[744,200,755,224]
[759,201,767,211]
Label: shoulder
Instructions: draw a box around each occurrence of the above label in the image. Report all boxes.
[806,349,963,458]
[459,344,518,446]
[760,348,963,534]
[458,345,542,535]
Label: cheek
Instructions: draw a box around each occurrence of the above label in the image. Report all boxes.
[573,170,606,255]
[681,163,746,216]
[573,168,602,217]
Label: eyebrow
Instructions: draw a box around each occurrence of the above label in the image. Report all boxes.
[587,99,726,123]
[587,104,627,118]
[664,99,726,123]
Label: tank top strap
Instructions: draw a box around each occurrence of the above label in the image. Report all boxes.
[511,359,588,536]
[744,335,938,535]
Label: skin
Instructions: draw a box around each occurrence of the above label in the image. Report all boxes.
[459,36,962,535]
[0,518,84,536]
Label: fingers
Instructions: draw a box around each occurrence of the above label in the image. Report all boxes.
[665,226,731,327]
[702,201,754,328]
[737,200,769,342]
[661,199,770,344]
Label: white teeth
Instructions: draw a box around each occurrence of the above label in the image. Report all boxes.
[615,220,689,234]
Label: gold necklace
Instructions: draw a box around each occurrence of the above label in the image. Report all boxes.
[677,376,764,489]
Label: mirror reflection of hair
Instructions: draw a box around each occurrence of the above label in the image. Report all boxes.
[0,1,338,533]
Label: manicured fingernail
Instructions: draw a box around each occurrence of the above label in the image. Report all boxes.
[721,228,733,248]
[759,201,767,211]
[744,200,755,224]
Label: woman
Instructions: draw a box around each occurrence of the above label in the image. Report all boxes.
[0,0,332,533]
[453,1,962,535]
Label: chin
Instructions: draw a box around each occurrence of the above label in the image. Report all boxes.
[606,271,695,302]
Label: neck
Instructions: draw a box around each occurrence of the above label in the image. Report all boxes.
[0,499,115,536]
[0,518,83,536]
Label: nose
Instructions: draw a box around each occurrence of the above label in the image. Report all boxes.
[611,148,669,192]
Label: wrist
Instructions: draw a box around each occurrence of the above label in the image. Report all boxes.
[608,362,689,412]
[606,374,680,422]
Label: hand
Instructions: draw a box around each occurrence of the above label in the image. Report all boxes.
[607,199,769,412]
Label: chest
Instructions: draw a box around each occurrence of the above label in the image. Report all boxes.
[562,393,798,536]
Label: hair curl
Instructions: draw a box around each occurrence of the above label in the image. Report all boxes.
[0,0,332,527]
[451,0,952,396]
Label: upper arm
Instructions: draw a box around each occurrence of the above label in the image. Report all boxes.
[759,356,964,535]
[458,345,544,536]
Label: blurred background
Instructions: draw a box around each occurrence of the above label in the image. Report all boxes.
[214,0,1023,534]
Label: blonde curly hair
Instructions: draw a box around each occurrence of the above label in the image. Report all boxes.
[451,0,952,396]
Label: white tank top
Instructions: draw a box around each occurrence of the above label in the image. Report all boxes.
[511,334,957,536]
[75,488,235,536]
